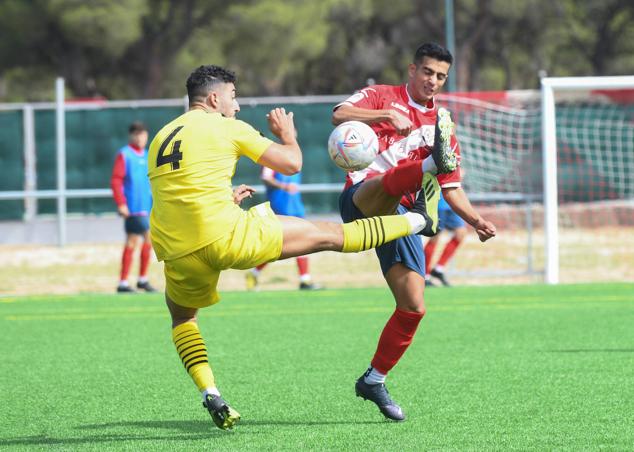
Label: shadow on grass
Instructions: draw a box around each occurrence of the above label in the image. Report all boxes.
[78,418,386,429]
[77,420,214,433]
[240,419,387,426]
[0,432,230,448]
[0,418,386,447]
[0,421,246,447]
[545,348,634,353]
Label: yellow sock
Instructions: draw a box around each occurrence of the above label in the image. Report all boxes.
[342,215,412,252]
[172,322,215,392]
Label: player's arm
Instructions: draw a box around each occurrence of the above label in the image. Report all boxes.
[442,186,496,242]
[332,104,412,136]
[257,108,302,175]
[110,153,129,217]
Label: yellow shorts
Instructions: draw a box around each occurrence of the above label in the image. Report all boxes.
[164,202,283,309]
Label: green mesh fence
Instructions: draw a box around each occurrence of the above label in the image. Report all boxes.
[0,102,343,220]
[556,102,634,203]
[0,110,25,219]
[1,97,632,222]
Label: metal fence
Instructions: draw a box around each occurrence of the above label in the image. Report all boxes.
[0,81,541,278]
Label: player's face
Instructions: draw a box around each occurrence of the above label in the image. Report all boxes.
[214,82,240,118]
[407,57,451,104]
[129,130,148,149]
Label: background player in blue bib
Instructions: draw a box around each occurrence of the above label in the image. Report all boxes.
[110,121,156,293]
[246,166,322,290]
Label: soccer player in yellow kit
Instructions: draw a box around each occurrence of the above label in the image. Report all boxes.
[148,65,452,430]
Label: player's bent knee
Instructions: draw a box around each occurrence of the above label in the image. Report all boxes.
[407,305,426,316]
[165,294,198,327]
[397,300,426,315]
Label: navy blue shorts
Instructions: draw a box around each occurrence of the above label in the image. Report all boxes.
[124,215,150,235]
[339,183,425,277]
[438,208,466,231]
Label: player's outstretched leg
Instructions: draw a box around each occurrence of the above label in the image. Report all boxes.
[278,211,428,260]
[339,214,424,253]
[432,107,457,174]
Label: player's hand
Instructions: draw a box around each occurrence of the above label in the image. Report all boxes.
[285,182,299,194]
[267,108,297,144]
[473,218,496,242]
[117,205,130,218]
[388,110,413,136]
[233,184,255,205]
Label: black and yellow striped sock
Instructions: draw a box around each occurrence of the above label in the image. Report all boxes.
[341,215,412,253]
[172,322,215,392]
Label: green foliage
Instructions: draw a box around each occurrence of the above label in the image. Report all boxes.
[48,0,147,58]
[219,0,335,95]
[0,0,633,100]
[0,66,56,102]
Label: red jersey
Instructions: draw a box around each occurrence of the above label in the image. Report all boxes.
[336,84,461,205]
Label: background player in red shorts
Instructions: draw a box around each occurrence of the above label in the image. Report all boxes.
[333,42,496,421]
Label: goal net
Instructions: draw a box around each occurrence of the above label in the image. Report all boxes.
[541,76,634,284]
[436,92,542,283]
[436,78,634,284]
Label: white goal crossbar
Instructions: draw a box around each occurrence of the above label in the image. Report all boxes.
[541,75,634,284]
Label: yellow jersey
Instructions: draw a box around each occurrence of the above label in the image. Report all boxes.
[148,109,273,261]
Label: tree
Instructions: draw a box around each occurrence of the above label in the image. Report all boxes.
[0,0,633,101]
[557,0,634,76]
[0,0,248,100]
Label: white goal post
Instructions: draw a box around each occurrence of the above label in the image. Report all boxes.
[541,75,634,284]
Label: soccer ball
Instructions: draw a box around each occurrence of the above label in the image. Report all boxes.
[327,121,379,171]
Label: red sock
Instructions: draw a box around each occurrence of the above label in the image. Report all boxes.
[120,246,134,281]
[424,241,436,275]
[437,237,462,266]
[381,161,424,197]
[140,242,152,277]
[296,256,309,276]
[256,263,267,272]
[370,308,425,375]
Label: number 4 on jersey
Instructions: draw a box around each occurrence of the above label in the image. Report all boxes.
[157,126,184,170]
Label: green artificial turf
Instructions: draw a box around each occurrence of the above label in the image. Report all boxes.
[1,283,633,451]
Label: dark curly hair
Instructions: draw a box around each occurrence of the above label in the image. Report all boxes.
[414,43,453,66]
[128,121,147,134]
[186,65,237,105]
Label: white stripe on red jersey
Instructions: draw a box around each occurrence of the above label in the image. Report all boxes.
[335,84,461,199]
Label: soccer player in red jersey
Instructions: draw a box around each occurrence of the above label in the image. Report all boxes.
[333,42,496,421]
